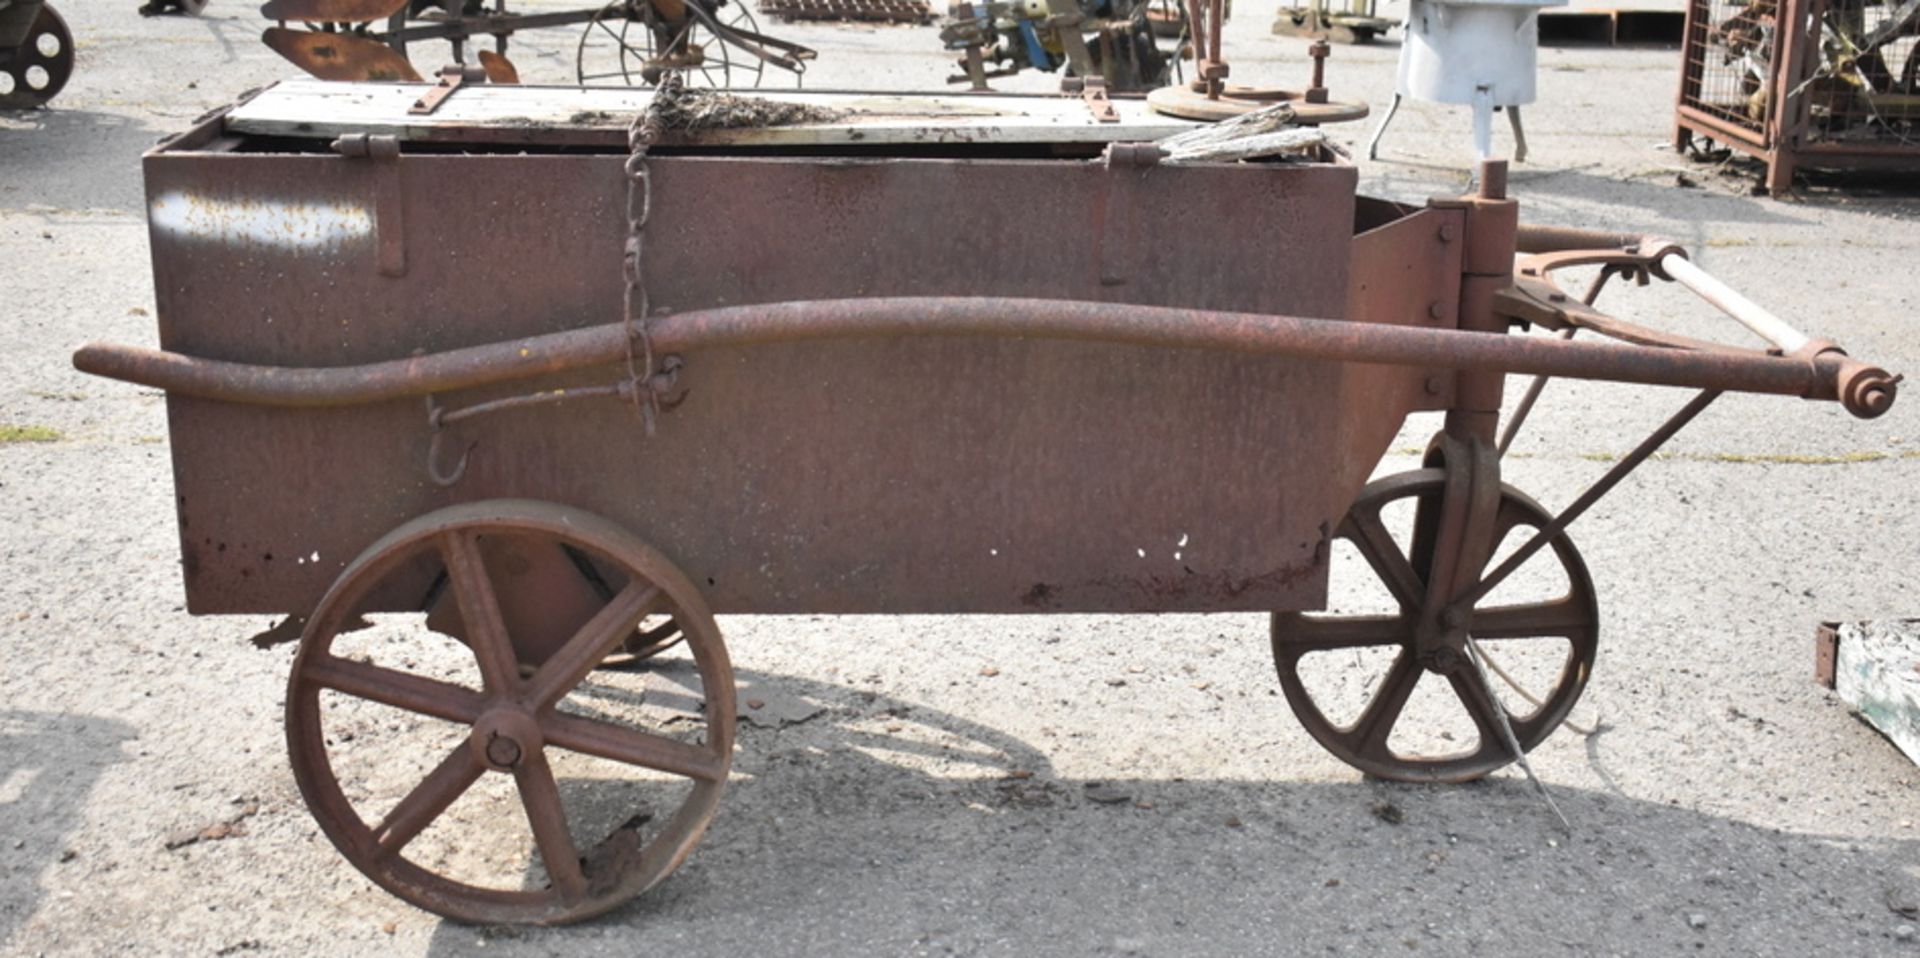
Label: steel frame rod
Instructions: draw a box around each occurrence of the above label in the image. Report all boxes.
[1449,388,1722,614]
[73,298,1883,413]
[1496,267,1615,456]
[1496,327,1576,457]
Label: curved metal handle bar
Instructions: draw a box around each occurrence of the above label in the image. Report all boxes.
[1506,245,1897,417]
[1505,250,1741,354]
[1514,225,1843,356]
[72,295,1897,418]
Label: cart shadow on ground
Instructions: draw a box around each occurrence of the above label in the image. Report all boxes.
[0,711,135,950]
[416,668,1920,955]
[0,108,172,214]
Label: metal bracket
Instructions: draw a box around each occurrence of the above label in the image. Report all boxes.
[1097,142,1161,286]
[1814,621,1840,689]
[331,133,406,278]
[409,64,486,116]
[1069,76,1120,123]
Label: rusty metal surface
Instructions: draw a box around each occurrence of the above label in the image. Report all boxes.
[286,499,734,925]
[140,145,1433,619]
[759,0,933,23]
[1814,621,1839,689]
[262,26,422,83]
[1498,248,1898,419]
[260,0,409,19]
[79,283,1901,412]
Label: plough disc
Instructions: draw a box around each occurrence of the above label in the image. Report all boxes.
[477,48,519,83]
[264,25,423,81]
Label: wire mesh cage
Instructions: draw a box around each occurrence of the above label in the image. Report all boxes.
[1676,0,1920,192]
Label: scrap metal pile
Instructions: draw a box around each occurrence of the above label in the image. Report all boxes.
[1677,0,1920,190]
[941,0,1173,90]
[1707,0,1920,129]
[257,0,817,88]
[1272,0,1394,44]
[759,0,933,24]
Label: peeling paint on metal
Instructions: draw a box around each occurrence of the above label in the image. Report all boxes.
[149,192,372,249]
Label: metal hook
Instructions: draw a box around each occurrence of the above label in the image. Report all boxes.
[424,396,473,488]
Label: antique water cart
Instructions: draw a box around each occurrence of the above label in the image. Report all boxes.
[73,80,1896,925]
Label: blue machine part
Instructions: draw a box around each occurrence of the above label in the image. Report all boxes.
[1016,19,1057,71]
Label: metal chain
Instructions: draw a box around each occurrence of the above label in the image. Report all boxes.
[419,77,681,486]
[622,74,680,434]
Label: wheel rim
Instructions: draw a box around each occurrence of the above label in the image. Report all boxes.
[0,5,74,111]
[576,0,755,89]
[1271,470,1598,783]
[286,499,734,925]
[712,0,764,89]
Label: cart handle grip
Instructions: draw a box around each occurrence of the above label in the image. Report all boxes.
[1653,254,1810,354]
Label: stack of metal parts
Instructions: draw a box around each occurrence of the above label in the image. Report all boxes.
[760,0,934,23]
[1675,0,1920,194]
[941,0,1169,91]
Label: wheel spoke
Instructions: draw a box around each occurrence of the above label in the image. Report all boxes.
[544,711,726,782]
[526,581,664,708]
[1343,509,1426,610]
[439,530,520,696]
[1469,599,1589,640]
[372,745,485,859]
[513,750,588,899]
[305,655,487,725]
[1275,613,1408,654]
[1342,650,1420,750]
[1446,666,1514,751]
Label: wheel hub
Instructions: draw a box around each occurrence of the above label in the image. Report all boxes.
[470,706,544,771]
[1417,645,1464,674]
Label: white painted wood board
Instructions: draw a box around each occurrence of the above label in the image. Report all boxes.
[223,79,1208,147]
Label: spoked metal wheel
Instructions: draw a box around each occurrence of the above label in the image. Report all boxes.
[287,500,734,925]
[1272,470,1598,783]
[575,0,765,89]
[0,4,74,110]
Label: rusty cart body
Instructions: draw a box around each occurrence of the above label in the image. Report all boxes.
[75,79,1898,926]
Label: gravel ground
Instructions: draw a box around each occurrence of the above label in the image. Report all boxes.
[3,2,1919,956]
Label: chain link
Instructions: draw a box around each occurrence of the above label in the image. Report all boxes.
[418,77,682,486]
[622,74,680,434]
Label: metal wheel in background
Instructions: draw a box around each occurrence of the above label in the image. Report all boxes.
[286,500,735,925]
[1271,470,1599,783]
[575,0,765,88]
[0,4,74,110]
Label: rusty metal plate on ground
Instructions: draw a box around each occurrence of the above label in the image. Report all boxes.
[145,142,1444,617]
